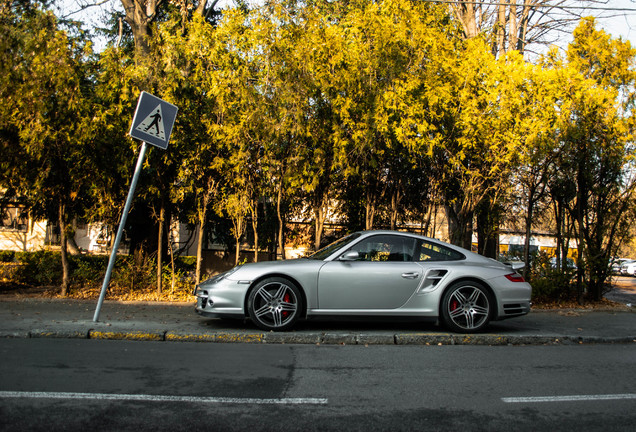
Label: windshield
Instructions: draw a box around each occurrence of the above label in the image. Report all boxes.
[308,232,362,260]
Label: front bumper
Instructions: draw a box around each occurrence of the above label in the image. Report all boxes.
[194,280,246,318]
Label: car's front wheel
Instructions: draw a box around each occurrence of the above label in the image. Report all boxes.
[247,277,303,331]
[440,281,493,333]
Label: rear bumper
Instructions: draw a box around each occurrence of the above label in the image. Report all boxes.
[495,301,532,320]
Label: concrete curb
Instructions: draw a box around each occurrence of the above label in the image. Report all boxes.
[1,329,634,345]
[31,329,90,339]
[89,330,165,341]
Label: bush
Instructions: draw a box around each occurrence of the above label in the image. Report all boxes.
[71,255,108,289]
[530,272,576,302]
[161,264,195,293]
[2,249,198,299]
[528,251,578,302]
[110,249,156,292]
[13,250,62,285]
[0,250,16,262]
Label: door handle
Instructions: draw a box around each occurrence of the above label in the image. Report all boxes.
[401,272,420,279]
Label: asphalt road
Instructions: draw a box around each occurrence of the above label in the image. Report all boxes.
[608,276,636,305]
[1,338,635,431]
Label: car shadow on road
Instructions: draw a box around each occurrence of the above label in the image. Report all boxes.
[198,315,532,335]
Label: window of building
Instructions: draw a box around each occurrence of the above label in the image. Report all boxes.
[0,206,28,232]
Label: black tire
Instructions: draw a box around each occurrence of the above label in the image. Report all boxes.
[440,281,493,333]
[247,277,303,331]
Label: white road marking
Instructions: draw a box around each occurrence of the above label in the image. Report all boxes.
[0,391,328,405]
[502,394,636,403]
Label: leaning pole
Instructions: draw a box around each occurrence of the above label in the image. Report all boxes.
[93,92,178,322]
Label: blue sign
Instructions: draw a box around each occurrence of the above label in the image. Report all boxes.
[129,91,178,150]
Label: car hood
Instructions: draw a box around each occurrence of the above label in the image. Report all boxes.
[224,258,324,281]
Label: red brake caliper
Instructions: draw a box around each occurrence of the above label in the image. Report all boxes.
[450,299,459,311]
[282,293,291,318]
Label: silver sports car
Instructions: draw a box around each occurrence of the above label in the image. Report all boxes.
[194,230,531,333]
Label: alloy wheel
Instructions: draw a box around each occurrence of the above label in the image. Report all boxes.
[248,278,301,331]
[442,283,492,332]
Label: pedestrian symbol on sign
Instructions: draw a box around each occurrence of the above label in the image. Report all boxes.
[135,105,165,141]
[129,91,177,150]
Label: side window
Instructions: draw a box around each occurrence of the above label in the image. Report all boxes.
[350,235,417,262]
[417,240,464,262]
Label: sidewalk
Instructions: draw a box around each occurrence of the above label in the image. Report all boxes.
[0,297,634,345]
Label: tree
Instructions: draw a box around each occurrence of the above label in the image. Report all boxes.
[448,0,610,57]
[0,0,95,295]
[309,0,454,238]
[151,14,226,283]
[493,55,566,276]
[559,19,636,301]
[115,0,223,62]
[426,39,527,250]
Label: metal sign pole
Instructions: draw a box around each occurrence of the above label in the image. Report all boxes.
[93,142,149,322]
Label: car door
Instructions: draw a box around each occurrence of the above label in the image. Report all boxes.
[317,234,422,310]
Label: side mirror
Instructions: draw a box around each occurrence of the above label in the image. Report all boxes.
[339,251,360,261]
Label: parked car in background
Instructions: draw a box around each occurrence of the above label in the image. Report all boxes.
[195,230,532,333]
[611,258,634,274]
[620,260,636,276]
[549,257,577,270]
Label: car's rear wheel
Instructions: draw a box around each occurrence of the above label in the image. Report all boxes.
[440,281,493,333]
[247,277,302,331]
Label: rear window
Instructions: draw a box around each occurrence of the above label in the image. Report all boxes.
[417,240,464,261]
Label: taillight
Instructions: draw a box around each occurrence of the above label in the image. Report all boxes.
[505,273,525,282]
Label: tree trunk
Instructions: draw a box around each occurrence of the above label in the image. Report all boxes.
[476,205,498,259]
[195,195,208,286]
[365,193,376,230]
[195,222,205,285]
[495,2,506,55]
[276,186,286,260]
[422,202,435,237]
[235,236,241,265]
[156,203,165,294]
[196,180,217,284]
[389,186,402,231]
[523,204,534,279]
[523,185,537,280]
[575,146,588,304]
[119,0,162,63]
[231,214,245,266]
[250,199,259,263]
[516,3,532,52]
[195,0,220,18]
[508,3,518,53]
[58,201,70,297]
[446,204,473,249]
[314,206,325,251]
[168,226,176,292]
[450,1,479,39]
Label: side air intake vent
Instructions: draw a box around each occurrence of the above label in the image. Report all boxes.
[419,269,449,293]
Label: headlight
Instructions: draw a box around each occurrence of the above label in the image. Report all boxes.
[193,266,242,295]
[201,266,240,285]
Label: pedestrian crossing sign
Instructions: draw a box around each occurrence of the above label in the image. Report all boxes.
[129,91,178,150]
